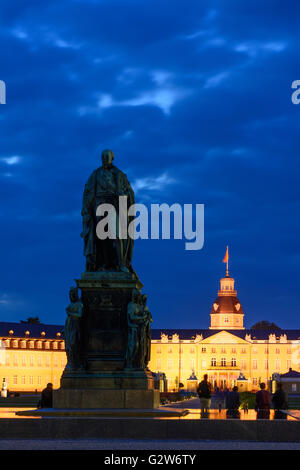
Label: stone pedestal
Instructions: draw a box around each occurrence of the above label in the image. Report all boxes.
[54,271,159,409]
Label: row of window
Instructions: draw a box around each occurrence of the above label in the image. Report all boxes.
[0,355,67,367]
[4,375,60,386]
[156,358,294,370]
[156,346,293,354]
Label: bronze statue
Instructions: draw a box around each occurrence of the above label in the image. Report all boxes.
[81,149,135,272]
[64,287,84,370]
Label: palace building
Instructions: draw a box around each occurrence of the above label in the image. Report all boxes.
[0,266,300,393]
[149,268,300,392]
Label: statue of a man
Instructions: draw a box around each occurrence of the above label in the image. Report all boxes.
[81,149,135,272]
[64,287,84,370]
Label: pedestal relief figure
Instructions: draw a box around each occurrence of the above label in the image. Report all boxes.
[64,287,84,370]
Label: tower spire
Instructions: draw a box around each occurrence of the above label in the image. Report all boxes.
[222,245,229,277]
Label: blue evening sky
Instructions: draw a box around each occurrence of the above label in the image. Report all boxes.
[0,0,300,329]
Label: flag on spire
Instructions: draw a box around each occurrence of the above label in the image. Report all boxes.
[223,246,229,264]
[223,246,229,276]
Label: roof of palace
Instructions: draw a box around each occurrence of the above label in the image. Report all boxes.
[151,328,300,341]
[0,321,300,342]
[0,322,64,339]
[210,295,244,315]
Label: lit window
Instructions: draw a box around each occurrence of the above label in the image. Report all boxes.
[292,384,297,392]
[275,359,280,370]
[29,376,34,385]
[224,317,229,323]
[221,358,226,366]
[190,347,195,354]
[156,347,161,354]
[211,348,216,354]
[202,348,206,353]
[21,376,25,385]
[13,375,17,384]
[231,358,237,367]
[231,348,236,354]
[253,359,257,370]
[167,359,173,370]
[264,360,269,369]
[211,358,216,366]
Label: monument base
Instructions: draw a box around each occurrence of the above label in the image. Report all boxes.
[15,406,188,418]
[53,388,160,409]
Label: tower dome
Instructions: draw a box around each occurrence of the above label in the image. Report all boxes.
[209,249,245,330]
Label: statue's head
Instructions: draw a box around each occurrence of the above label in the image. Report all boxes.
[101,149,114,168]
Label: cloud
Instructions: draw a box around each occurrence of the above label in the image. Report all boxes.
[1,156,21,165]
[132,172,176,194]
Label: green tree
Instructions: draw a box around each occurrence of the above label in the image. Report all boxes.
[251,320,281,330]
[20,316,41,324]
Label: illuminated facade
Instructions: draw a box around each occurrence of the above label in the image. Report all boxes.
[149,271,300,392]
[0,322,66,392]
[1,269,300,393]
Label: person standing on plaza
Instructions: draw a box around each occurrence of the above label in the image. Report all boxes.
[272,383,288,419]
[197,374,212,413]
[225,385,240,418]
[255,382,271,419]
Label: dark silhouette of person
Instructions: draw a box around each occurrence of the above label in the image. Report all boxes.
[39,383,53,408]
[225,385,240,419]
[272,383,288,419]
[255,382,270,419]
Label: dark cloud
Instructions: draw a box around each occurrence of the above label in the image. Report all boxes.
[0,1,299,329]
